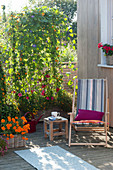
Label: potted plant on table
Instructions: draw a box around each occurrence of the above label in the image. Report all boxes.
[0,116,30,148]
[98,42,113,65]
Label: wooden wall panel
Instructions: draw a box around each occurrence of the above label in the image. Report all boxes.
[78,0,113,127]
[98,68,113,127]
[78,0,88,78]
[87,0,99,78]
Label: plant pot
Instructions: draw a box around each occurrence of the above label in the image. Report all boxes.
[5,135,26,148]
[14,135,26,148]
[106,55,113,65]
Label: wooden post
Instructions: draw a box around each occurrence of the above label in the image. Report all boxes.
[49,121,53,141]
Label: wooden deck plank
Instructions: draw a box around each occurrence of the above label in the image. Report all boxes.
[0,122,113,170]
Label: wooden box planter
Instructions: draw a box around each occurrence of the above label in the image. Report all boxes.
[106,55,113,65]
[6,135,26,148]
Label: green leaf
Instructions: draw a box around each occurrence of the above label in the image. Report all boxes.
[69,29,73,33]
[73,46,75,50]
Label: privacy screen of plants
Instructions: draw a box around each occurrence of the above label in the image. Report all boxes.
[0,6,75,117]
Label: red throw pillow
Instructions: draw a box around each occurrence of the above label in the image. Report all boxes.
[75,109,104,121]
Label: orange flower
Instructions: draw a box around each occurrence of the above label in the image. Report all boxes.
[21,132,26,135]
[56,47,59,50]
[10,134,14,139]
[58,55,60,57]
[15,117,18,119]
[1,88,4,91]
[52,26,54,28]
[25,73,27,75]
[1,126,5,131]
[13,126,16,130]
[1,119,5,123]
[18,77,20,79]
[54,29,56,32]
[4,82,6,84]
[22,137,25,140]
[42,13,45,16]
[3,134,6,136]
[1,78,3,80]
[20,58,22,61]
[7,116,11,122]
[4,75,6,77]
[2,92,5,95]
[55,59,58,62]
[6,123,12,129]
[7,134,9,137]
[25,137,28,140]
[6,137,9,140]
[12,118,15,123]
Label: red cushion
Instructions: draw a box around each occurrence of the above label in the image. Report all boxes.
[75,109,104,121]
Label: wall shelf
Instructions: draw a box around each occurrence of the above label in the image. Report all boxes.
[98,64,113,68]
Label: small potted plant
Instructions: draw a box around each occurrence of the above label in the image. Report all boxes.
[98,42,113,65]
[1,116,30,148]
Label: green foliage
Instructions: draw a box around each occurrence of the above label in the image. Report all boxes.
[0,136,8,156]
[18,89,72,113]
[1,6,75,116]
[59,44,77,62]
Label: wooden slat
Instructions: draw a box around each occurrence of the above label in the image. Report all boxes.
[78,0,88,78]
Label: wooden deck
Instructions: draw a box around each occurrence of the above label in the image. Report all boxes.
[1,122,113,170]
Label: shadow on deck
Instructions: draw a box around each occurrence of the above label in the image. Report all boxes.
[0,121,113,170]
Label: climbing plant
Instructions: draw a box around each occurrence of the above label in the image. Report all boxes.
[1,6,75,114]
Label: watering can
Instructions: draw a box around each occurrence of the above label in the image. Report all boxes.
[24,112,44,133]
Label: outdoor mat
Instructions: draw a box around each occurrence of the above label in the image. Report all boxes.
[14,146,99,170]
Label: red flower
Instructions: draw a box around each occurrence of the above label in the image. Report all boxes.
[98,43,103,48]
[45,74,50,78]
[42,85,46,88]
[38,78,42,82]
[31,90,34,93]
[41,90,45,96]
[18,93,22,97]
[56,88,60,92]
[51,97,54,100]
[26,96,29,99]
[13,91,16,93]
[46,97,49,100]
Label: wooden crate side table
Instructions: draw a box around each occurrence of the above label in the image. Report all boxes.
[44,117,68,141]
